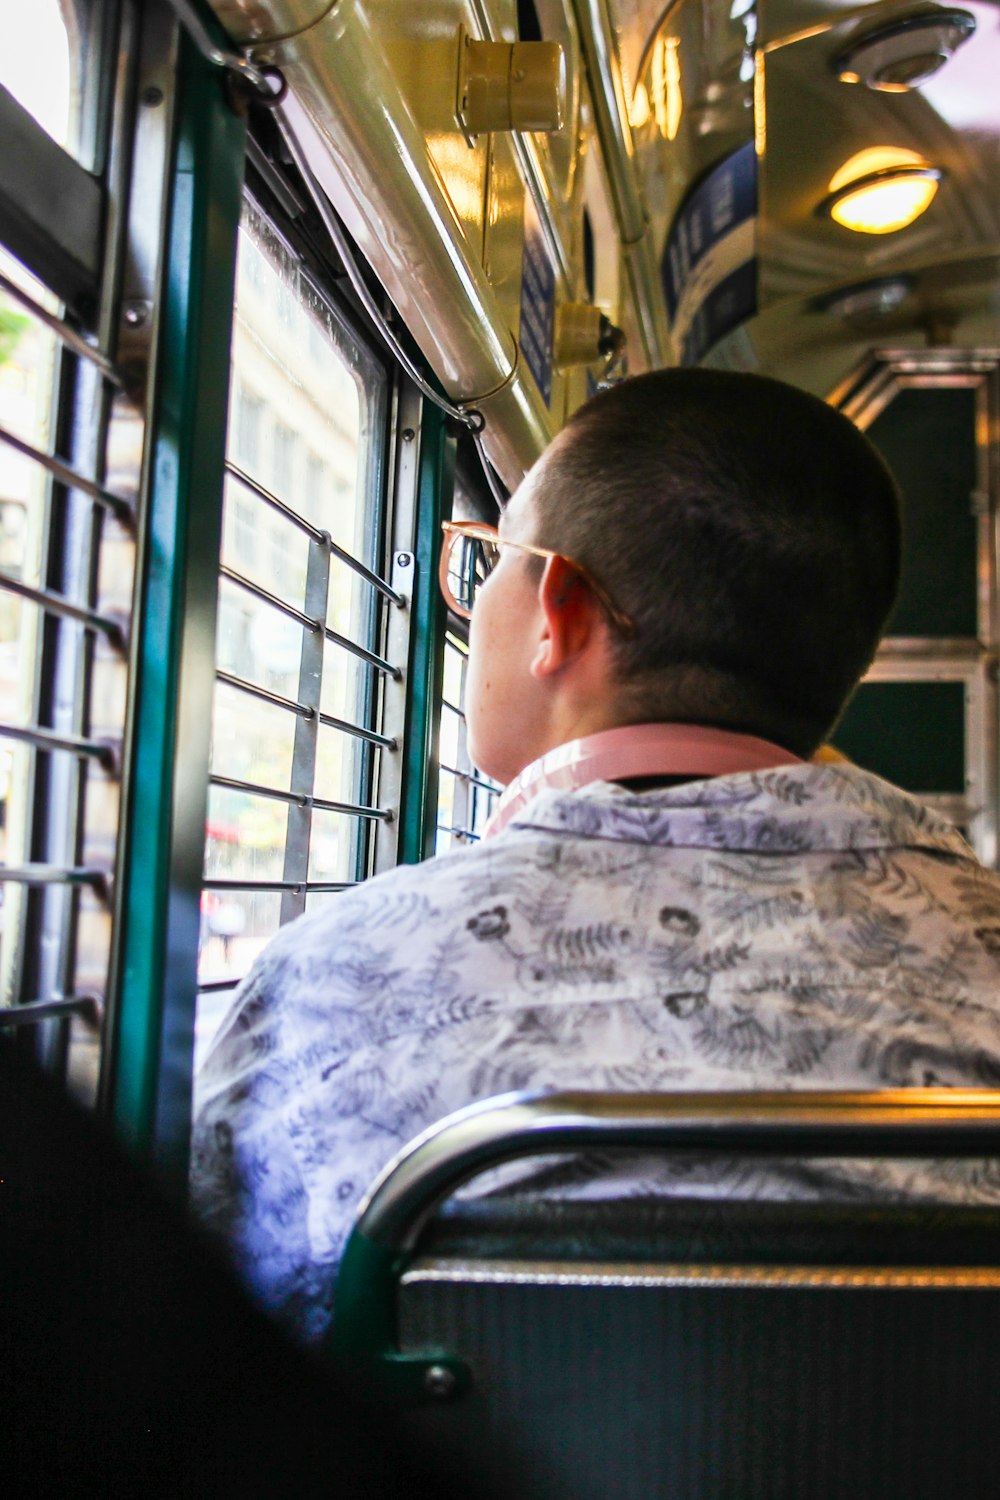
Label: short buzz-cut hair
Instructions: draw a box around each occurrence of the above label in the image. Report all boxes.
[530,368,902,758]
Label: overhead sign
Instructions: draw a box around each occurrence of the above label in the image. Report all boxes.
[519,194,555,406]
[662,141,758,366]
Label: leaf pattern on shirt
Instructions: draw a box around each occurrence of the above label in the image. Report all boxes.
[190,763,1000,1345]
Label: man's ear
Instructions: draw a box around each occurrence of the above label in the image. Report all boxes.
[530,554,604,680]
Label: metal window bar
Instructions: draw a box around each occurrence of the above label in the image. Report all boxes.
[214,669,396,749]
[0,863,109,889]
[439,761,499,794]
[0,721,117,769]
[203,878,359,893]
[324,623,400,679]
[227,459,403,604]
[436,820,482,844]
[0,268,124,387]
[210,771,390,821]
[215,667,312,720]
[318,710,396,751]
[197,977,242,993]
[220,562,400,677]
[0,993,101,1027]
[219,562,315,631]
[0,421,134,525]
[0,570,127,647]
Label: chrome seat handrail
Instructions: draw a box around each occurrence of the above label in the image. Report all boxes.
[355,1088,1000,1252]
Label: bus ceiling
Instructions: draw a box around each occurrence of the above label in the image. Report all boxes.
[200,0,999,481]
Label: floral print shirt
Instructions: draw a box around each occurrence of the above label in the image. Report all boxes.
[190,764,1000,1343]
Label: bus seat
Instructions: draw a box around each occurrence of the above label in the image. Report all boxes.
[330,1089,1000,1500]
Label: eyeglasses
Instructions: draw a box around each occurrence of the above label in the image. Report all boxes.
[439,520,637,638]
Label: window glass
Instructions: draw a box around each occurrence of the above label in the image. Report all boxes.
[197,198,388,1054]
[0,0,100,170]
[1,2,72,151]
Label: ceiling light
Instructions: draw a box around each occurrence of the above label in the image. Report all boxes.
[819,147,942,234]
[833,9,975,92]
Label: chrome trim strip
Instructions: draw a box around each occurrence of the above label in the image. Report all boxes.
[402,1259,1000,1291]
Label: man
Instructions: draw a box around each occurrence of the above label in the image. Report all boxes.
[191,369,1000,1344]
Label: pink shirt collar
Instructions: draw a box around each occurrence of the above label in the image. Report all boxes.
[483,722,803,839]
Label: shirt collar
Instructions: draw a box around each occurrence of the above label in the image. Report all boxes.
[484,723,802,839]
[503,761,975,860]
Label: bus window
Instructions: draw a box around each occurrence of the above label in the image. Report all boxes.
[196,199,390,1065]
[0,0,138,1103]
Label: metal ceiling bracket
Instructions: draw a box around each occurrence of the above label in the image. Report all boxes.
[456,26,565,142]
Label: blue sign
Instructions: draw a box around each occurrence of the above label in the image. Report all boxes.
[662,141,758,365]
[519,195,555,406]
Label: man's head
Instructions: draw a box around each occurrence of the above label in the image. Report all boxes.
[465,368,901,783]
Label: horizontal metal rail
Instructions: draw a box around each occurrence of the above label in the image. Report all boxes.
[0,720,117,768]
[324,625,399,678]
[436,822,481,843]
[356,1089,1000,1251]
[215,668,311,719]
[0,862,108,889]
[0,422,134,525]
[202,877,358,893]
[0,267,123,386]
[216,668,396,749]
[226,460,402,603]
[226,460,326,541]
[0,993,101,1027]
[328,540,402,605]
[210,770,390,820]
[220,565,400,677]
[0,570,126,646]
[439,762,498,795]
[197,976,242,992]
[318,709,396,751]
[219,563,315,631]
[441,697,465,719]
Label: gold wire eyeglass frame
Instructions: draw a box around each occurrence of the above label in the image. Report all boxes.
[439,520,637,638]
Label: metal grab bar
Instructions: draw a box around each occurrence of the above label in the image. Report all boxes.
[354,1088,1000,1252]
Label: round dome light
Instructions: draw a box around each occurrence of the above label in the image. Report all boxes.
[820,147,942,234]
